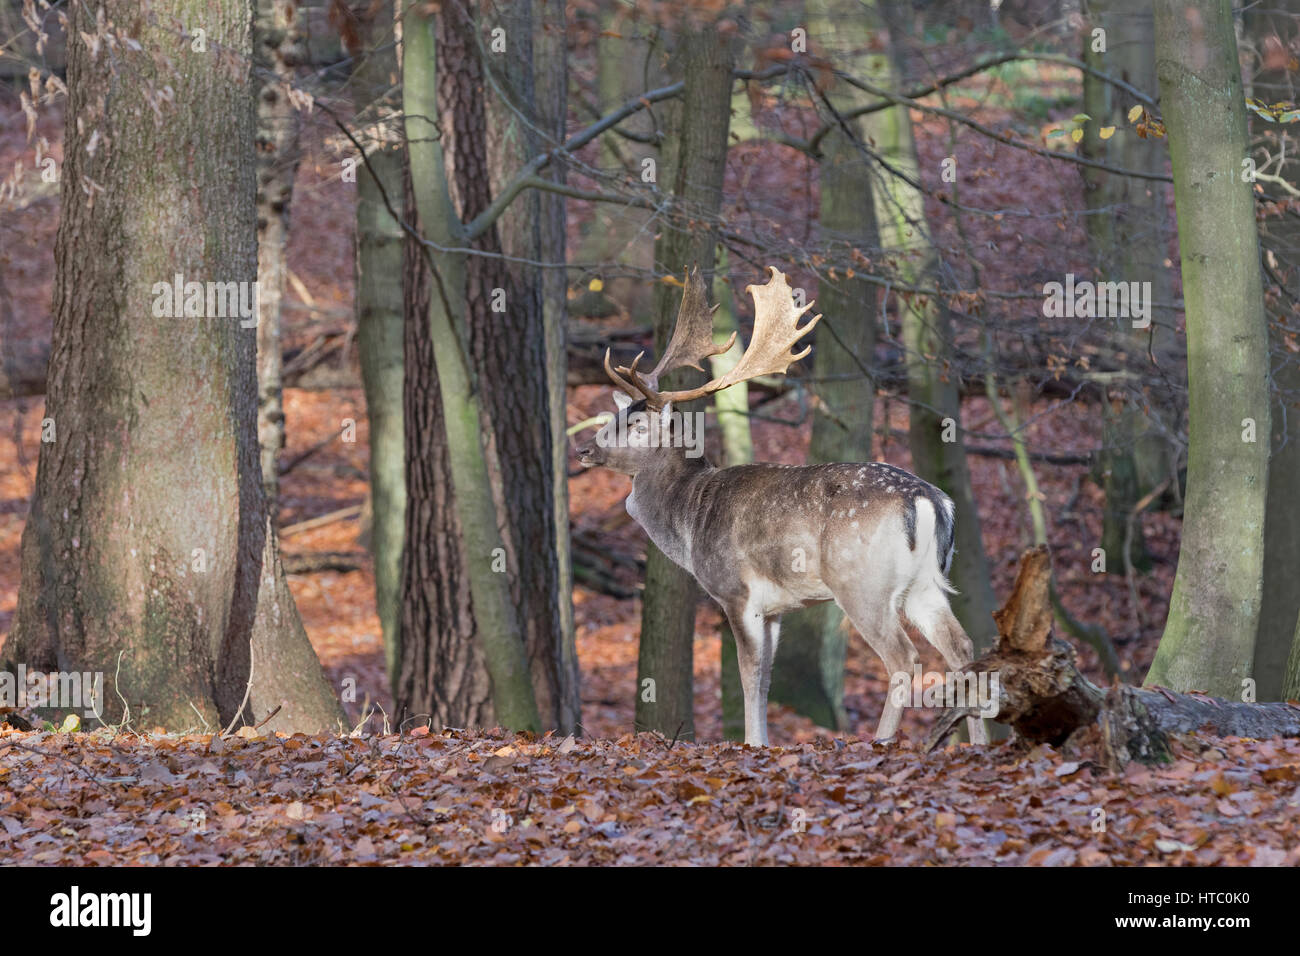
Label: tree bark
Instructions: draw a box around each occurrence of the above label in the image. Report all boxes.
[636,25,736,742]
[1246,0,1300,701]
[348,0,407,693]
[254,0,304,510]
[395,160,491,729]
[472,0,580,733]
[400,3,540,732]
[5,0,341,733]
[1145,0,1270,696]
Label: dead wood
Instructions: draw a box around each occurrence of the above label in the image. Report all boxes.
[926,546,1300,768]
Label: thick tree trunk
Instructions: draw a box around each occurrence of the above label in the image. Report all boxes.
[5,0,341,733]
[401,4,540,732]
[254,0,304,510]
[635,26,736,742]
[1145,0,1270,696]
[349,0,407,693]
[869,1,999,655]
[927,549,1300,770]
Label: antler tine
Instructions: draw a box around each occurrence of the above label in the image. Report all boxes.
[604,348,652,402]
[645,266,736,387]
[704,266,820,393]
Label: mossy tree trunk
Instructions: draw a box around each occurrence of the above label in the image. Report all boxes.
[1145,0,1270,696]
[349,0,407,693]
[636,25,735,742]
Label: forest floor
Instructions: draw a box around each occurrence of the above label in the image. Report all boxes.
[3,64,1285,866]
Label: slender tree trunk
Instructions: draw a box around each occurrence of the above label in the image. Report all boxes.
[869,0,999,655]
[575,5,661,320]
[636,27,736,741]
[710,255,757,741]
[401,4,540,731]
[1246,0,1300,700]
[533,0,581,732]
[349,0,407,692]
[1145,0,1270,695]
[766,0,881,733]
[473,0,579,733]
[1081,0,1174,573]
[254,0,304,509]
[395,160,491,728]
[6,0,341,733]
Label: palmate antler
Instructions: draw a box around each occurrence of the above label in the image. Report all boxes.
[603,266,821,410]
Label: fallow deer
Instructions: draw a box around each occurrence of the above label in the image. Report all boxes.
[575,266,987,747]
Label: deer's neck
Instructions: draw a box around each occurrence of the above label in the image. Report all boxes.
[627,455,713,573]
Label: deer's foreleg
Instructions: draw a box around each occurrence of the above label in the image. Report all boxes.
[727,605,779,746]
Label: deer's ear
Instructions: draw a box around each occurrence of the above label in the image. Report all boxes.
[658,401,674,431]
[613,390,633,410]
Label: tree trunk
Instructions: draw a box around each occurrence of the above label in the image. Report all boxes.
[350,0,407,694]
[534,0,581,734]
[1145,0,1270,696]
[400,4,540,732]
[766,0,881,734]
[711,255,756,741]
[636,26,736,742]
[5,0,341,733]
[869,0,1000,655]
[473,0,580,733]
[254,0,304,510]
[1246,0,1300,701]
[575,5,662,321]
[395,160,491,729]
[1081,0,1174,573]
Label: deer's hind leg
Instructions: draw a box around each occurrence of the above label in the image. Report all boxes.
[831,585,918,743]
[903,590,988,745]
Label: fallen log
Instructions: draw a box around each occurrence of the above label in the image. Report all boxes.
[925,546,1300,769]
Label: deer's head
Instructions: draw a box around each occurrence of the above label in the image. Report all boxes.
[574,265,820,476]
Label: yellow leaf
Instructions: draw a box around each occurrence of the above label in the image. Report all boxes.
[1098,126,1115,140]
[588,278,604,292]
[660,274,685,288]
[1127,104,1143,124]
[1070,127,1084,143]
[59,713,80,733]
